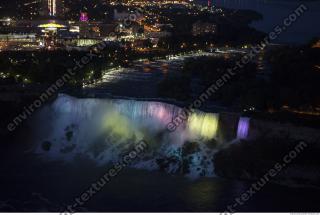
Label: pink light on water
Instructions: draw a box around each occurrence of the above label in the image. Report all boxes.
[151,104,171,124]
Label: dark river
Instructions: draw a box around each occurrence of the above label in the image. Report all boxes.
[0,147,320,212]
[204,0,320,43]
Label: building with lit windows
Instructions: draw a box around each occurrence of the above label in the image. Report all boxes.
[41,0,65,17]
[48,0,56,16]
[192,21,216,36]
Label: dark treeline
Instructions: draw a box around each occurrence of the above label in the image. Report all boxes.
[157,55,258,102]
[266,42,320,110]
[160,40,320,111]
[0,44,129,87]
[157,7,265,50]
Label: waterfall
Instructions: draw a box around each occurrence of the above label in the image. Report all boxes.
[188,111,219,140]
[237,117,250,139]
[31,94,222,178]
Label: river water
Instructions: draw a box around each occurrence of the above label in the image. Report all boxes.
[207,0,320,43]
[1,146,320,212]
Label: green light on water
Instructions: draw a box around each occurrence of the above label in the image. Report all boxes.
[102,110,143,141]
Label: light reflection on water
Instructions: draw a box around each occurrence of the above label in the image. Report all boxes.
[183,179,220,210]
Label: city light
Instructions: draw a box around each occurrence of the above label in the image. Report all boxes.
[38,23,66,28]
[48,0,56,16]
[80,12,89,22]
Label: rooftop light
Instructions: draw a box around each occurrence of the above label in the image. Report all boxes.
[38,23,66,28]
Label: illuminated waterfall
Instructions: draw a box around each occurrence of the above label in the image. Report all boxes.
[114,100,180,124]
[32,94,222,177]
[188,112,219,140]
[237,117,250,139]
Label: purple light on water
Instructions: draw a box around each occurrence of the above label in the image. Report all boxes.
[237,117,250,139]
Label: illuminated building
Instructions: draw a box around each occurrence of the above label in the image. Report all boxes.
[48,0,56,16]
[192,21,216,36]
[80,12,89,22]
[78,22,115,38]
[0,18,13,26]
[41,0,65,17]
[312,40,320,48]
[38,22,67,48]
[0,33,39,51]
[0,34,37,42]
[38,23,66,29]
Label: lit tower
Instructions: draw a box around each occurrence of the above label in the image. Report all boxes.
[42,0,65,17]
[208,0,212,7]
[48,0,56,16]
